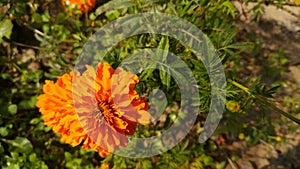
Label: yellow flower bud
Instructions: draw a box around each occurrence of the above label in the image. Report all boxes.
[100,162,110,169]
[275,136,282,142]
[226,100,240,112]
[238,133,245,140]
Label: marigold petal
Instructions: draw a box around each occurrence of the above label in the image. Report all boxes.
[95,62,114,91]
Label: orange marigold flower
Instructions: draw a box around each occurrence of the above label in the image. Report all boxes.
[61,0,96,13]
[36,62,150,157]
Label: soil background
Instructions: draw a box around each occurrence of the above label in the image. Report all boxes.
[223,2,300,169]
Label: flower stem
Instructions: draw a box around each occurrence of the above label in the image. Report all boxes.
[229,80,250,94]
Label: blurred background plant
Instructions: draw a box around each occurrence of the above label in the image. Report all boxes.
[0,0,299,168]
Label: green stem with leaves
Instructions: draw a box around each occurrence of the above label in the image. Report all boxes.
[229,79,300,125]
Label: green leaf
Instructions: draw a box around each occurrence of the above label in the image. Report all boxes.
[0,19,13,43]
[221,28,237,47]
[216,161,227,169]
[29,153,38,163]
[0,127,8,136]
[221,1,236,18]
[89,13,96,20]
[0,142,4,154]
[141,160,152,169]
[18,96,37,110]
[140,68,155,80]
[159,68,171,89]
[95,0,135,17]
[105,10,121,21]
[8,104,17,115]
[41,10,50,22]
[64,152,72,161]
[1,137,33,154]
[157,36,169,62]
[30,118,41,125]
[202,155,214,166]
[55,13,67,24]
[31,13,42,23]
[181,140,189,151]
[264,84,281,97]
[224,42,254,51]
[5,162,20,169]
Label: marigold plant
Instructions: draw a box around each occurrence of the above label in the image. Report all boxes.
[36,62,150,157]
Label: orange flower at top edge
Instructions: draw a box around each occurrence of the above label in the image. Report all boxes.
[61,0,96,13]
[36,62,151,157]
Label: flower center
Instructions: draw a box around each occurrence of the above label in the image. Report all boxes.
[96,101,114,124]
[98,102,107,113]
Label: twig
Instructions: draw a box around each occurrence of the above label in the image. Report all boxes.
[23,23,52,40]
[2,37,42,50]
[227,157,238,169]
